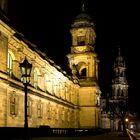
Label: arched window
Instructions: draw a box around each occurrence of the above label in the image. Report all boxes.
[77,62,87,78]
[52,78,58,96]
[7,52,13,77]
[44,74,51,92]
[33,69,38,89]
[77,36,85,46]
[81,68,86,77]
[59,82,63,98]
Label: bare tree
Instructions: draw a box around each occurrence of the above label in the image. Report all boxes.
[108,99,128,135]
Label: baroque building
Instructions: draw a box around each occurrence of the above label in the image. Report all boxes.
[67,6,101,128]
[0,6,101,128]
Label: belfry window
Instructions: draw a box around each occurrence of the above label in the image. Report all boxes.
[7,52,13,77]
[81,68,87,77]
[77,36,85,46]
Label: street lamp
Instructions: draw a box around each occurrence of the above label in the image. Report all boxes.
[125,118,128,123]
[19,57,32,140]
[125,117,129,129]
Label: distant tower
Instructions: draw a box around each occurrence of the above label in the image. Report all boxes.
[109,47,129,131]
[67,5,101,128]
[112,47,128,100]
[0,0,8,13]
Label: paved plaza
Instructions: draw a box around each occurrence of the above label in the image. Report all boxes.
[9,132,129,140]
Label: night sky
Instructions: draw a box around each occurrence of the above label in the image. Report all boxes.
[5,0,140,112]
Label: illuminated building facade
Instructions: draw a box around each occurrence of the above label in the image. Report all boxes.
[67,6,101,128]
[0,6,101,128]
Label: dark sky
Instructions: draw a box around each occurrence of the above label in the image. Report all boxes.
[5,0,140,112]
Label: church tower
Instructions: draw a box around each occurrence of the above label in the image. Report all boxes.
[67,5,101,128]
[109,47,128,131]
[112,47,128,100]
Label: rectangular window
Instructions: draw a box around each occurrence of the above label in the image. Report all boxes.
[27,98,32,117]
[34,70,38,89]
[54,107,58,120]
[62,110,65,121]
[37,102,43,118]
[10,93,18,116]
[47,103,51,120]
[68,111,70,122]
[10,96,16,115]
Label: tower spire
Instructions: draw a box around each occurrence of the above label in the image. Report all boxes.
[82,3,85,12]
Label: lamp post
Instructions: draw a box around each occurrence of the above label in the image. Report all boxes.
[125,118,129,129]
[19,57,32,140]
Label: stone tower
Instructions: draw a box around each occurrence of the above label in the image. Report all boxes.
[112,47,128,100]
[110,47,128,131]
[67,5,101,128]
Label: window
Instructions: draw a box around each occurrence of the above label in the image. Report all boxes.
[27,97,32,117]
[37,101,43,118]
[10,92,18,115]
[62,109,65,121]
[68,110,70,122]
[44,74,50,92]
[81,68,86,77]
[65,84,68,100]
[71,110,74,123]
[55,108,59,120]
[59,83,63,98]
[7,52,13,77]
[53,105,58,120]
[34,69,38,89]
[77,36,85,46]
[47,103,51,119]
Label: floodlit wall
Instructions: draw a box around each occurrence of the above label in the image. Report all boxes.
[0,19,79,128]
